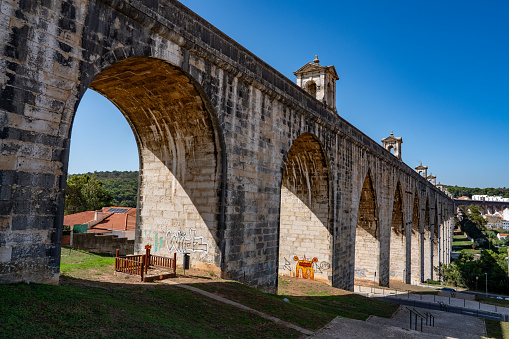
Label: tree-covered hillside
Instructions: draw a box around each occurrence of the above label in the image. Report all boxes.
[444,185,509,199]
[71,172,509,206]
[81,171,138,208]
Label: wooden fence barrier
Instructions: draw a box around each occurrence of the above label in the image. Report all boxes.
[115,254,145,281]
[114,248,176,281]
[150,253,177,272]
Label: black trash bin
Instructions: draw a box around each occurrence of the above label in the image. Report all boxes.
[183,252,190,272]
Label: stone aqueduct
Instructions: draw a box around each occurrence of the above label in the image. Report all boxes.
[0,0,454,292]
[455,199,509,216]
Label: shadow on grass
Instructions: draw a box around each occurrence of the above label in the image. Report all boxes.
[186,281,399,331]
[0,277,301,339]
[485,319,507,339]
[50,248,400,336]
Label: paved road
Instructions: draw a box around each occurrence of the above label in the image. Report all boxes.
[356,285,509,321]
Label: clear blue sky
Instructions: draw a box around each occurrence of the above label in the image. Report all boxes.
[69,0,509,188]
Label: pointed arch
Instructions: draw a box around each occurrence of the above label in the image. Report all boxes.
[354,169,381,284]
[73,56,227,272]
[278,133,333,284]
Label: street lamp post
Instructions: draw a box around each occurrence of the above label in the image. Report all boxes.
[373,271,376,293]
[485,273,488,297]
[476,275,478,292]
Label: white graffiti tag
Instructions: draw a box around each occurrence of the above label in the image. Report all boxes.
[165,229,209,254]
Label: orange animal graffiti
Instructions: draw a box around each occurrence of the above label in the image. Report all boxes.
[294,256,318,279]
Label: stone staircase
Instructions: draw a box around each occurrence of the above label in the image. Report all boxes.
[367,306,486,338]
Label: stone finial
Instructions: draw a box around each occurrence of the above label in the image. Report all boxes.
[381,131,403,160]
[313,55,320,64]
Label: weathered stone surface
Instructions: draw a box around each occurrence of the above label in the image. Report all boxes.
[0,0,455,291]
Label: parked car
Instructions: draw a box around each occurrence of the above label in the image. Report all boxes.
[442,287,456,292]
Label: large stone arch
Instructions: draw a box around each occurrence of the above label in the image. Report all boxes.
[354,169,381,284]
[73,56,226,272]
[389,180,406,282]
[278,133,332,284]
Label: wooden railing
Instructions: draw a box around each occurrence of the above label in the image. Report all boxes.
[114,247,176,281]
[150,253,177,271]
[115,255,145,281]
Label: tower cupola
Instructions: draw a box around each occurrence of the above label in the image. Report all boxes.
[294,55,339,111]
[382,131,403,160]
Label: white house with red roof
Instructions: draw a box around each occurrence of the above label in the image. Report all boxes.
[64,207,136,240]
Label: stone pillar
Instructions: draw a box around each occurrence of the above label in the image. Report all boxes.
[423,229,432,281]
[378,215,391,287]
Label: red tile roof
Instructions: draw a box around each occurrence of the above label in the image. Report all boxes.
[63,211,95,226]
[89,207,136,232]
[64,207,137,232]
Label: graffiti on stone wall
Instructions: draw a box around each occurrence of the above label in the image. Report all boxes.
[283,257,293,272]
[282,254,331,279]
[314,261,331,274]
[294,256,318,279]
[355,268,368,278]
[154,233,164,253]
[165,229,209,254]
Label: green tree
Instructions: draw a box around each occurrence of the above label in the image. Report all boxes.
[65,174,114,215]
[442,250,509,293]
[466,205,486,229]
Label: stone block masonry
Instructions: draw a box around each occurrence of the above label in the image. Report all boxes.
[0,0,455,292]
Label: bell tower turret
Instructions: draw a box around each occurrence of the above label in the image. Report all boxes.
[294,55,339,111]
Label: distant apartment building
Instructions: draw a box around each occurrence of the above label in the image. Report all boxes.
[486,215,503,229]
[502,220,509,230]
[472,194,509,202]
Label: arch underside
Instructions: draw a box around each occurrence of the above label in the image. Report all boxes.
[389,182,406,282]
[88,57,223,270]
[278,133,332,283]
[354,171,380,283]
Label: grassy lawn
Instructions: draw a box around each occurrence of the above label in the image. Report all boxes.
[0,281,301,338]
[486,319,509,339]
[452,233,476,252]
[194,277,399,329]
[453,234,469,241]
[461,248,481,254]
[453,240,474,246]
[60,246,116,277]
[476,295,509,307]
[0,248,401,337]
